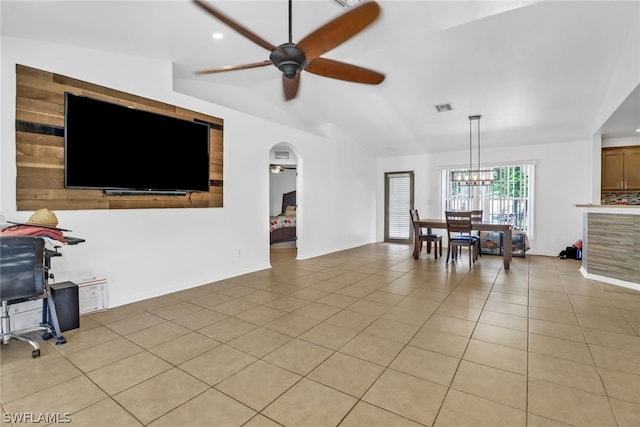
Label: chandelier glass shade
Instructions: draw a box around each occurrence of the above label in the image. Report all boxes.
[450,169,498,186]
[450,115,499,186]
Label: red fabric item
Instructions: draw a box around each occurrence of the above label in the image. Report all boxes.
[1,225,65,243]
[574,240,583,249]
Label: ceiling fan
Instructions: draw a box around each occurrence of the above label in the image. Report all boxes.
[192,0,385,100]
[270,164,297,173]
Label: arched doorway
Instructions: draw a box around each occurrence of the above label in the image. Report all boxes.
[269,143,298,259]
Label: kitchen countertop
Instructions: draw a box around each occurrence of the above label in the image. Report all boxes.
[575,204,640,208]
[574,204,640,214]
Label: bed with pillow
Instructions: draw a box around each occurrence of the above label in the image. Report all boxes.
[270,190,296,244]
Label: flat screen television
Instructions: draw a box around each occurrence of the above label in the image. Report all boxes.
[64,92,211,194]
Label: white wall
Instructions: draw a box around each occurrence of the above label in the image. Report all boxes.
[602,135,640,148]
[377,139,592,256]
[592,17,640,132]
[1,37,377,308]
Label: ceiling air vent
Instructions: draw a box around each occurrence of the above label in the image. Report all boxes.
[435,103,454,112]
[274,151,290,160]
[334,0,362,8]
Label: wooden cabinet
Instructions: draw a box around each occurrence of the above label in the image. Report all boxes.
[628,150,640,190]
[602,147,640,191]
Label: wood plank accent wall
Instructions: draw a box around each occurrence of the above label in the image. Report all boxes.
[15,64,223,210]
[585,213,640,284]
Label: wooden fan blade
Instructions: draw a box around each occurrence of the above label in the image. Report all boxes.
[193,0,278,52]
[297,1,381,61]
[283,73,300,101]
[304,57,384,85]
[194,61,273,75]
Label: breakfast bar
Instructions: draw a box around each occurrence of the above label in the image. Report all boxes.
[575,204,640,290]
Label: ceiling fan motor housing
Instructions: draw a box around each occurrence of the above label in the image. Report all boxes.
[270,43,307,78]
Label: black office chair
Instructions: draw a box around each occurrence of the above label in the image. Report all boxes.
[1,236,65,358]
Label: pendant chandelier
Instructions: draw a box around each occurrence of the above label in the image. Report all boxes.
[450,115,499,186]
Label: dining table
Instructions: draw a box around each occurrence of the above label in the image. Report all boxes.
[416,218,513,270]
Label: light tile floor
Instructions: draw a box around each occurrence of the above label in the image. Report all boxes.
[2,244,640,426]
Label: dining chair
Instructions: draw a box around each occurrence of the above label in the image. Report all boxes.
[450,210,482,258]
[471,209,483,222]
[470,209,483,256]
[410,209,442,259]
[445,210,479,267]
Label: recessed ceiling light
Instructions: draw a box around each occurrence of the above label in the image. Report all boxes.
[212,32,223,40]
[635,128,640,133]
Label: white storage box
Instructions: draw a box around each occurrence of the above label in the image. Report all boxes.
[8,299,43,331]
[77,279,108,315]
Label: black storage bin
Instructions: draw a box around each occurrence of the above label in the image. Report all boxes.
[49,281,80,332]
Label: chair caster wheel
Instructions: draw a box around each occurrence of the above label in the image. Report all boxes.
[32,349,41,358]
[55,337,67,345]
[42,332,53,340]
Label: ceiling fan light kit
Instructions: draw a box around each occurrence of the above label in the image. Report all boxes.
[270,164,296,174]
[192,0,385,100]
[450,115,499,186]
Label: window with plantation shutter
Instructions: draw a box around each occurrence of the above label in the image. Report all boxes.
[385,171,414,242]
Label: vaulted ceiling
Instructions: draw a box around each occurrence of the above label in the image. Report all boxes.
[2,0,639,156]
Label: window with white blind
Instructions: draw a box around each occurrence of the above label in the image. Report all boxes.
[442,163,534,234]
[384,171,414,242]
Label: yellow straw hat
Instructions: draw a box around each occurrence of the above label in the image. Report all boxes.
[26,208,59,228]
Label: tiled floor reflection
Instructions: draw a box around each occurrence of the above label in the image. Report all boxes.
[2,244,639,426]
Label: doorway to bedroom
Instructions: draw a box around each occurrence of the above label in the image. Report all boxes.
[269,143,298,256]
